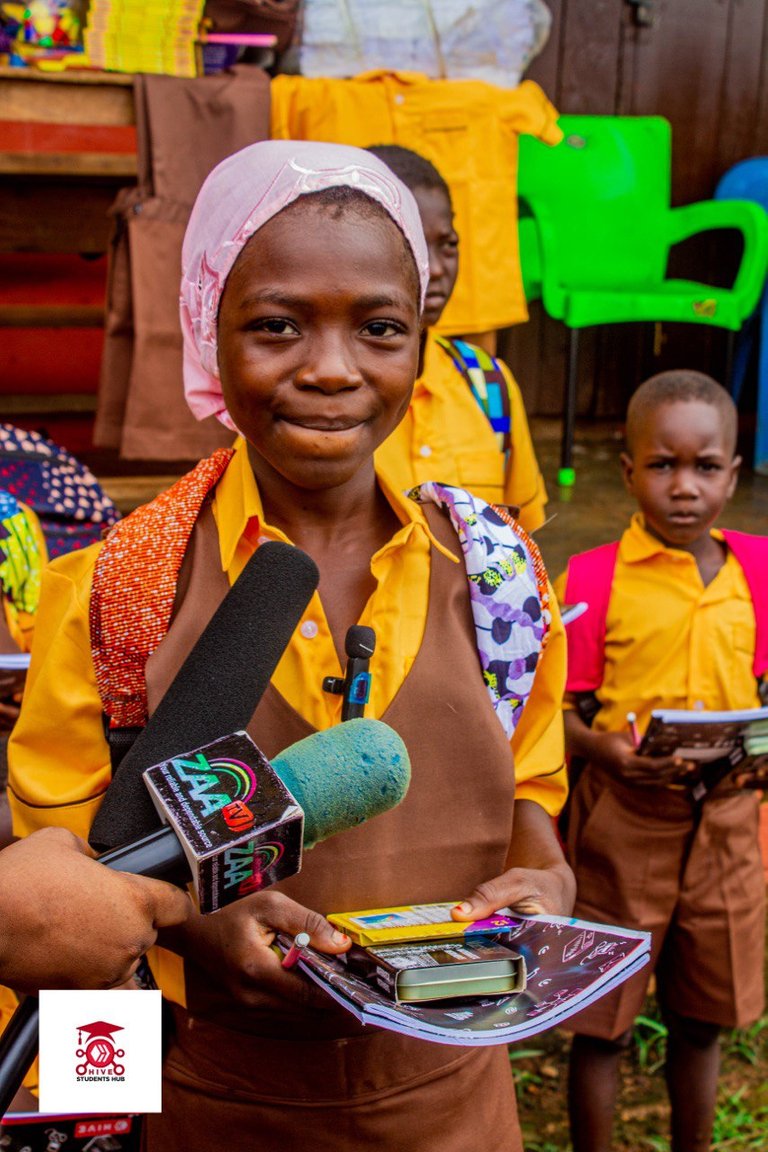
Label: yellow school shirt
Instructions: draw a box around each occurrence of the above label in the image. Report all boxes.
[554,514,761,736]
[0,986,38,1096]
[270,72,562,334]
[9,440,566,1004]
[375,331,547,533]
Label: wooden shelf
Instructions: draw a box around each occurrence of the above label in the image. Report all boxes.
[0,66,135,127]
[0,394,97,415]
[0,150,136,177]
[0,304,104,327]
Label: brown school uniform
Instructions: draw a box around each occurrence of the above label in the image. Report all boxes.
[567,767,764,1038]
[557,520,766,1040]
[142,504,523,1151]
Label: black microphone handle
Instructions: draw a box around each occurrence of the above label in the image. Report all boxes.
[0,827,190,1118]
[0,995,38,1118]
[98,825,189,883]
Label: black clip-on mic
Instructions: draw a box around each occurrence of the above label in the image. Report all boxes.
[323,625,376,720]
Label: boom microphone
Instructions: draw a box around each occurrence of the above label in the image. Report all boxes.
[90,540,320,852]
[100,719,411,911]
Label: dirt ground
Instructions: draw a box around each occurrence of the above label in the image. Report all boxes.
[513,941,768,1152]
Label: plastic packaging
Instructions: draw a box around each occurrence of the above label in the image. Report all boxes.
[297,0,551,87]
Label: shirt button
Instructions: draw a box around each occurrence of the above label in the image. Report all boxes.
[419,444,432,457]
[300,620,319,639]
[394,93,405,105]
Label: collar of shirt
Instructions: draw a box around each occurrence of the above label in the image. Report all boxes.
[621,512,726,566]
[353,70,429,87]
[211,437,457,730]
[212,436,458,579]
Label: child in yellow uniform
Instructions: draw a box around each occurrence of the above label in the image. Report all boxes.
[556,371,766,1152]
[10,142,572,1151]
[371,145,548,533]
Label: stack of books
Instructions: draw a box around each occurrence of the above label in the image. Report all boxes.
[639,705,768,796]
[280,903,652,1045]
[84,0,205,76]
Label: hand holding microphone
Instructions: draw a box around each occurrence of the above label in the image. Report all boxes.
[0,828,192,996]
[0,719,411,1113]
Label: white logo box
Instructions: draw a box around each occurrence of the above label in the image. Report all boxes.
[39,990,162,1114]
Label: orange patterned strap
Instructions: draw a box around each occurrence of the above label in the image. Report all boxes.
[90,448,235,729]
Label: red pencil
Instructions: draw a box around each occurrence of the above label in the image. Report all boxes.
[626,711,641,750]
[282,931,311,970]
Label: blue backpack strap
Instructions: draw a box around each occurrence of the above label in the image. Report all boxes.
[435,336,513,460]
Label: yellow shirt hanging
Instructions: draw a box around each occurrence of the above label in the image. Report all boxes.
[270,73,562,334]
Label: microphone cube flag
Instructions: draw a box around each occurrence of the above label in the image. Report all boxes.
[142,732,304,914]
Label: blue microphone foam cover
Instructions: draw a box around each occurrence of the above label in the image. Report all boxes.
[272,719,411,849]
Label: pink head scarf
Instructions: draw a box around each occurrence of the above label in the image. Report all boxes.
[180,140,430,429]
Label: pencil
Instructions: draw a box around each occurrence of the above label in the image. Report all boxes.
[281,931,311,970]
[626,711,641,750]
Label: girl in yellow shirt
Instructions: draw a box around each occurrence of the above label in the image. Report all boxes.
[10,141,572,1151]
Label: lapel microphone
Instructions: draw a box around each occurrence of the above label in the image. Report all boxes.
[323,625,376,721]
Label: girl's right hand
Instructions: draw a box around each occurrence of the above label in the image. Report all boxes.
[589,730,692,787]
[161,890,350,1010]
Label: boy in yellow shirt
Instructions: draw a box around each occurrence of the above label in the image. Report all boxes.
[370,145,548,533]
[556,371,766,1152]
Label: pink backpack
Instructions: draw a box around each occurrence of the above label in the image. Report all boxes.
[563,530,768,693]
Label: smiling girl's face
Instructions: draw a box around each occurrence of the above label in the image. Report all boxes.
[216,194,422,494]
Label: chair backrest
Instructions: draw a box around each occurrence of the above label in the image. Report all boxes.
[517,211,542,302]
[518,115,672,294]
[714,157,768,214]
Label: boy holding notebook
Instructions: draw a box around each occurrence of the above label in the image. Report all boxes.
[557,371,766,1152]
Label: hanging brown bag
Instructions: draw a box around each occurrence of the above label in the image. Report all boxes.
[95,67,271,460]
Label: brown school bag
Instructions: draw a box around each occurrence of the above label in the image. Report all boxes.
[95,67,271,460]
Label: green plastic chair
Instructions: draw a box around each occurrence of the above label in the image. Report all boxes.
[517,115,768,485]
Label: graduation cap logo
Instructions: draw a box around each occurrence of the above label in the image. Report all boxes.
[75,1021,126,1078]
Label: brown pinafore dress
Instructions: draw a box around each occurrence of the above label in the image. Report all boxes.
[143,503,523,1152]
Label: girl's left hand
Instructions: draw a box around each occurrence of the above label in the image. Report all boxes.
[451,861,576,923]
[162,890,351,1011]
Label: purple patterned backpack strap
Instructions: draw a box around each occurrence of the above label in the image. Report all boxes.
[409,482,551,738]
